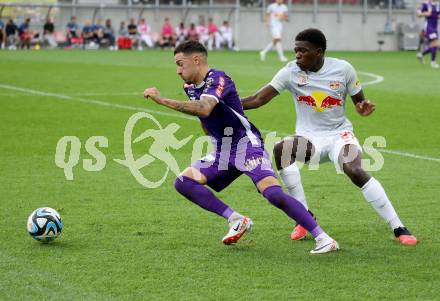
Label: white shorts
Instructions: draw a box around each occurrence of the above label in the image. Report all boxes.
[299,130,362,168]
[270,24,282,39]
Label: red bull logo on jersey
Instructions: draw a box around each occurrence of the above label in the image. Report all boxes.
[298,91,343,113]
[329,81,341,90]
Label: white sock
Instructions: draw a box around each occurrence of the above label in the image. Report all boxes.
[275,42,285,59]
[361,177,404,229]
[261,42,274,55]
[279,163,309,210]
[315,232,331,242]
[228,211,243,223]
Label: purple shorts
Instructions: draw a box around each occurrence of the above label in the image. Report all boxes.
[192,144,276,192]
[426,28,438,41]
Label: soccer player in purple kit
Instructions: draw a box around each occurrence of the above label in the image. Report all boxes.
[416,0,439,68]
[143,40,339,254]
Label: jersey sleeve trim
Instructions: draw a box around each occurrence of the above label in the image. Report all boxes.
[200,93,220,103]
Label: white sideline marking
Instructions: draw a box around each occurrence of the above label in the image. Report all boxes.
[1,83,439,164]
[0,73,383,98]
[358,71,384,86]
[380,149,440,163]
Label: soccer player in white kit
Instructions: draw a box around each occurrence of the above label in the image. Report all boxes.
[243,28,418,246]
[260,0,288,62]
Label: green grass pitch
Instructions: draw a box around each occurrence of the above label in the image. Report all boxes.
[0,49,439,300]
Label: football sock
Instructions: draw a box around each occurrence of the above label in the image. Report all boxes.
[423,47,431,55]
[315,232,331,242]
[228,211,243,223]
[361,177,404,230]
[261,42,274,55]
[279,163,309,210]
[174,176,233,219]
[262,185,323,238]
[275,42,285,59]
[431,46,437,62]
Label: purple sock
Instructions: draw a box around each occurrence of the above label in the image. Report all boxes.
[431,47,437,62]
[262,185,323,238]
[174,176,233,219]
[423,48,431,55]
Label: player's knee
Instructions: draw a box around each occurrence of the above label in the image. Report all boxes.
[174,176,194,195]
[343,163,369,186]
[273,141,284,170]
[343,162,361,176]
[274,140,295,170]
[174,177,186,194]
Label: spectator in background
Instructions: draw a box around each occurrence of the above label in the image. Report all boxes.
[127,18,138,46]
[92,19,104,45]
[103,19,116,50]
[118,21,128,37]
[18,18,32,49]
[43,17,57,48]
[159,17,175,48]
[5,19,18,50]
[175,21,187,46]
[0,19,4,49]
[117,21,131,50]
[82,21,95,46]
[207,18,221,50]
[137,18,154,50]
[196,18,209,46]
[187,23,199,41]
[219,20,234,50]
[66,16,79,46]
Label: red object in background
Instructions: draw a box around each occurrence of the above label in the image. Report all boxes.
[71,37,83,45]
[117,37,132,49]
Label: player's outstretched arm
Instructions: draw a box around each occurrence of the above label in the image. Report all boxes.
[241,85,279,110]
[144,87,217,118]
[351,90,375,117]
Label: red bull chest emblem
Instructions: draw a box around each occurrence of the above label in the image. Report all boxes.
[298,91,343,113]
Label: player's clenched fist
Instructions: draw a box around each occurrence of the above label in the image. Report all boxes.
[144,87,161,102]
[356,99,375,116]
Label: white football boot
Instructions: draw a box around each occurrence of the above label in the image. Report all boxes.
[416,52,424,64]
[310,236,339,254]
[222,216,253,245]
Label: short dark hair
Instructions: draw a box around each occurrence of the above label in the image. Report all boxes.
[174,40,208,56]
[295,28,327,52]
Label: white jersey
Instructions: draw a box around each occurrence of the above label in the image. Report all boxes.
[269,57,362,136]
[267,3,288,27]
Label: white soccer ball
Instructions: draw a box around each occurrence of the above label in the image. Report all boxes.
[27,207,63,242]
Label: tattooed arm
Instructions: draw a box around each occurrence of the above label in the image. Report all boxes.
[144,87,218,118]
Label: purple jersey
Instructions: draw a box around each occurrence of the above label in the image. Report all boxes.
[420,2,439,33]
[184,69,263,151]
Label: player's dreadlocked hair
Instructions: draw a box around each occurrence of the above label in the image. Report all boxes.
[295,28,327,52]
[174,40,208,56]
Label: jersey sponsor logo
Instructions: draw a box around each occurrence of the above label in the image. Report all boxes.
[297,72,308,87]
[297,91,343,113]
[340,131,354,141]
[329,81,341,90]
[215,76,225,97]
[243,156,271,172]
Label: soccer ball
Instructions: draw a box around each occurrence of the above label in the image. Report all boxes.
[27,207,63,242]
